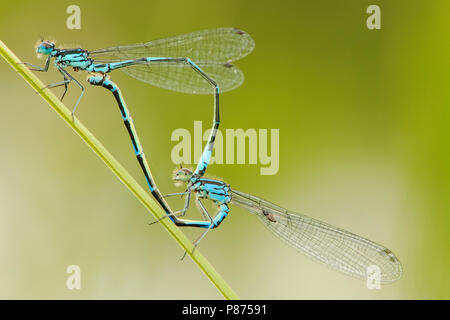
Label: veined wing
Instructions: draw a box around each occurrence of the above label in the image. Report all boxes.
[121,60,244,94]
[231,189,402,283]
[90,28,255,63]
[89,28,253,94]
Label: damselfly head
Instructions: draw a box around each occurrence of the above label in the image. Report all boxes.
[173,166,193,185]
[35,40,55,56]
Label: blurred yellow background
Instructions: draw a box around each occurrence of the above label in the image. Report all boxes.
[0,0,449,299]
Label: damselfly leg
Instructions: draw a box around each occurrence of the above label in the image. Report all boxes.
[148,191,193,226]
[59,68,85,117]
[22,61,84,118]
[193,199,216,243]
[163,191,190,198]
[180,198,216,260]
[20,56,51,71]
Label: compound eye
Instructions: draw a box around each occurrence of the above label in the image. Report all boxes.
[41,41,54,48]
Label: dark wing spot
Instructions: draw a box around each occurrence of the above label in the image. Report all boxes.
[223,63,233,68]
[380,248,397,263]
[233,28,245,35]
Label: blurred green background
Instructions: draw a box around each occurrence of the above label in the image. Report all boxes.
[1,0,449,299]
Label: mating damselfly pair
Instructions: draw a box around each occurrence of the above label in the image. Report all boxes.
[25,27,402,283]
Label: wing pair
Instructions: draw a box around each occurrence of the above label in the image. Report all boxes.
[231,189,403,283]
[89,28,255,94]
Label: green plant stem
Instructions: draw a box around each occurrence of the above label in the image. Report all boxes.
[0,40,239,300]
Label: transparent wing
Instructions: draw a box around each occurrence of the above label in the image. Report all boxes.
[89,28,253,94]
[90,27,255,63]
[231,189,402,283]
[122,60,244,94]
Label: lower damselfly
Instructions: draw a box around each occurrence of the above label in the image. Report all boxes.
[162,167,402,282]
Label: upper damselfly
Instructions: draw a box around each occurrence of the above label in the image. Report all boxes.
[24,27,254,114]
